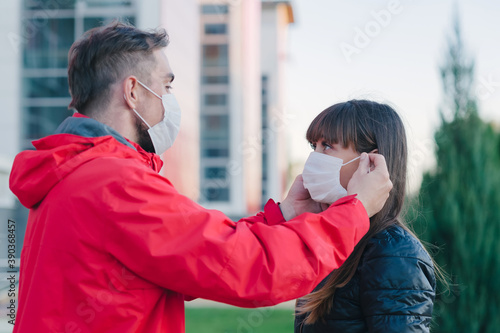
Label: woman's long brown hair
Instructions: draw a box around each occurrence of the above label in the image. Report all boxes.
[296,100,440,324]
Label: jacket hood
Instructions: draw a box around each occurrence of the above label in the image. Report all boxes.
[10,115,163,208]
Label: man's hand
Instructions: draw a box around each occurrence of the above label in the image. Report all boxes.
[279,175,329,221]
[347,153,392,217]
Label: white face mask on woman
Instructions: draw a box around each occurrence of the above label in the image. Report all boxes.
[302,151,360,204]
[131,80,182,155]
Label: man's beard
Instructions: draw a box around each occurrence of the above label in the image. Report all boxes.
[135,117,155,153]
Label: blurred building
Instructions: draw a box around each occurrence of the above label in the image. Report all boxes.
[165,0,294,216]
[0,1,22,245]
[260,0,294,206]
[194,0,263,215]
[0,0,294,257]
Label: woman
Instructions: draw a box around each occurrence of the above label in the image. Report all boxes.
[295,100,436,332]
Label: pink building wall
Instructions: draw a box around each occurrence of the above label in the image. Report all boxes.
[160,0,201,200]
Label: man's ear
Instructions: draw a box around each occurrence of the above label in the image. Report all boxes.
[123,76,140,109]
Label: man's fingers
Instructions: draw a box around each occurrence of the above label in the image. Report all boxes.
[367,154,393,192]
[293,174,307,191]
[367,153,388,171]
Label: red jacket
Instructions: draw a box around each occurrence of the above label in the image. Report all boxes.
[9,115,369,332]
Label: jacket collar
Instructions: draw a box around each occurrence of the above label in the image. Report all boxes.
[55,113,136,150]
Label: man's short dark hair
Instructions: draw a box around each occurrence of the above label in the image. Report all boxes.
[68,21,169,114]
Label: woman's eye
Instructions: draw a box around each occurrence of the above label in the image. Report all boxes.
[323,142,332,150]
[309,142,316,150]
[166,85,173,91]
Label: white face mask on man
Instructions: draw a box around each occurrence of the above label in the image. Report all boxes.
[130,80,182,155]
[302,151,361,204]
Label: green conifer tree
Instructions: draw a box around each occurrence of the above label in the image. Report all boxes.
[410,14,500,333]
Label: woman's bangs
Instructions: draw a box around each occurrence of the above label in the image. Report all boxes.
[306,103,357,148]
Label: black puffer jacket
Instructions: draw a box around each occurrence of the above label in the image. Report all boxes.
[295,225,436,333]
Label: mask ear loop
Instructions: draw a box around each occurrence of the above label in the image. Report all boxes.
[136,80,162,100]
[341,155,373,173]
[136,80,167,122]
[341,155,361,167]
[124,94,152,129]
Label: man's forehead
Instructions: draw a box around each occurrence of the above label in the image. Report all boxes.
[153,49,174,81]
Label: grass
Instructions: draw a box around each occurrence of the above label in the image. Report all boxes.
[185,307,295,333]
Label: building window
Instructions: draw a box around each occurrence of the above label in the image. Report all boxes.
[204,94,227,106]
[26,107,73,140]
[201,5,229,14]
[204,167,227,180]
[23,18,75,69]
[261,75,269,206]
[200,4,231,203]
[23,77,70,98]
[21,2,136,147]
[202,187,230,201]
[202,75,229,84]
[24,0,76,10]
[203,45,229,67]
[202,146,229,158]
[24,0,134,10]
[83,16,134,31]
[84,0,133,7]
[205,23,227,35]
[201,115,229,140]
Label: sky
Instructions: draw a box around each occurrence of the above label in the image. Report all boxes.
[284,0,500,193]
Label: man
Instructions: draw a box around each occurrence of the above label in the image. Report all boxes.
[9,22,392,332]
